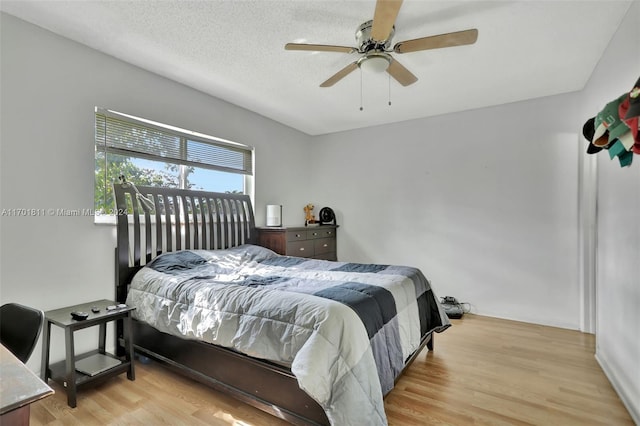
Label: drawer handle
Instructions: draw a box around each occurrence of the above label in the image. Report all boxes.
[323,244,328,247]
[299,247,305,251]
[296,234,301,238]
[312,232,318,236]
[327,232,332,235]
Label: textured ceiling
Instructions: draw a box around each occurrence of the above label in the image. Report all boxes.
[0,0,632,136]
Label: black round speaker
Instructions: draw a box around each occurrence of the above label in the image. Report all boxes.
[319,207,336,225]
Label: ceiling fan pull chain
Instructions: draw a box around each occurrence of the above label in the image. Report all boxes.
[360,68,364,111]
[388,74,392,106]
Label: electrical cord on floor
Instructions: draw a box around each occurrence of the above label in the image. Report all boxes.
[458,302,472,313]
[440,296,466,319]
[440,296,473,313]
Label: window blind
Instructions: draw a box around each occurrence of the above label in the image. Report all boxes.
[95,109,253,176]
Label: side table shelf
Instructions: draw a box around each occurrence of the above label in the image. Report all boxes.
[40,299,135,408]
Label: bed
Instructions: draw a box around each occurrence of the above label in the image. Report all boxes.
[113,183,450,426]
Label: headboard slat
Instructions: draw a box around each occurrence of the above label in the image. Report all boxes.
[175,195,182,251]
[164,194,173,252]
[222,199,228,248]
[144,197,152,263]
[192,197,200,250]
[131,192,141,266]
[155,195,163,257]
[183,195,191,250]
[206,197,219,250]
[229,199,237,248]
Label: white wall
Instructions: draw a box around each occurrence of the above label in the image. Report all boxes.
[311,87,582,330]
[580,2,640,422]
[0,13,312,371]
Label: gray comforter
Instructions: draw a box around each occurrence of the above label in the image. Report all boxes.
[126,244,450,425]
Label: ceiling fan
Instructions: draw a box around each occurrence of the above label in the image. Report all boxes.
[285,0,478,87]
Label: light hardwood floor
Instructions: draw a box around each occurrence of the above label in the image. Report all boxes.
[31,314,634,425]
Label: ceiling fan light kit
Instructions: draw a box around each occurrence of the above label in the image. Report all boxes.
[358,53,391,73]
[285,0,478,89]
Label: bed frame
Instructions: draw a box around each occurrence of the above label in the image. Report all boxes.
[113,183,434,425]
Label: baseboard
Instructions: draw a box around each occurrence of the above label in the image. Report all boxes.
[476,311,581,331]
[595,351,640,424]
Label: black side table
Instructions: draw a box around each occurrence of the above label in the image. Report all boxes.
[40,299,135,408]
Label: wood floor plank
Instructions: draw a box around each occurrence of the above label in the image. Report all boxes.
[31,314,634,425]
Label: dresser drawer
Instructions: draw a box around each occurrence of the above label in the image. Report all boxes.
[314,237,335,255]
[307,228,336,239]
[318,227,336,239]
[286,240,314,257]
[286,230,309,242]
[306,229,322,239]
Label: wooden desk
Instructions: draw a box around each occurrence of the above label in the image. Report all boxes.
[0,344,53,425]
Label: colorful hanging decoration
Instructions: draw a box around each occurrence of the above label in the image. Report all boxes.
[582,76,640,168]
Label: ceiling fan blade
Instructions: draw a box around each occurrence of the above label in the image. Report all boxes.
[285,43,356,53]
[387,58,418,86]
[371,0,403,42]
[320,62,359,87]
[393,28,478,54]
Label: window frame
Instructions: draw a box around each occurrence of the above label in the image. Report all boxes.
[94,107,254,224]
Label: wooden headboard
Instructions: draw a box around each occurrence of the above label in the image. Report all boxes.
[113,183,256,303]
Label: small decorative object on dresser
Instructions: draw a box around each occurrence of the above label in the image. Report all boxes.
[257,225,338,260]
[303,203,317,226]
[319,207,336,225]
[266,204,282,227]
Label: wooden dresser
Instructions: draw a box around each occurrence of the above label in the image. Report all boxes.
[257,225,338,261]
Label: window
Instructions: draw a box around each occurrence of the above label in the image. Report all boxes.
[94,108,254,218]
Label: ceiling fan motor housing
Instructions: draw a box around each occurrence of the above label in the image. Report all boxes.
[356,20,394,52]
